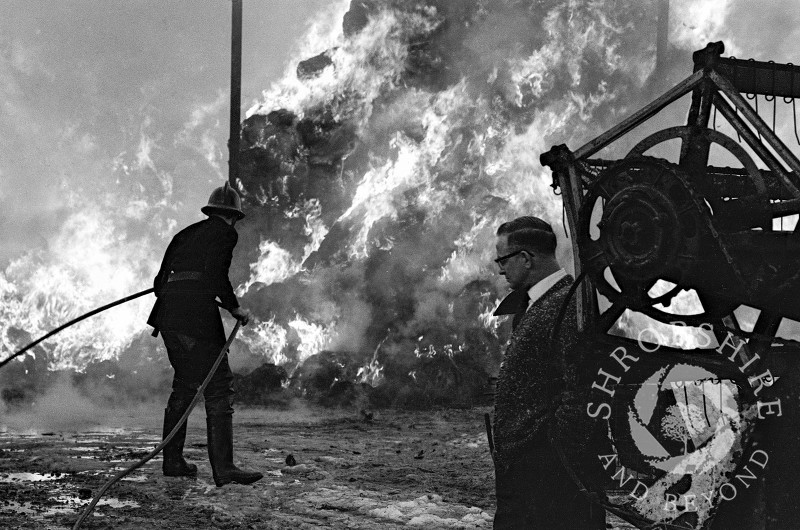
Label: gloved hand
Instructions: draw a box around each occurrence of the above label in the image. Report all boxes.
[230,307,251,326]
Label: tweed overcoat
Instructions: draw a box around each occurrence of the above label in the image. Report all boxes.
[147,216,240,340]
[493,275,582,469]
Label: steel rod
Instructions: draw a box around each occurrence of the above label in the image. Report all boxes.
[771,198,800,216]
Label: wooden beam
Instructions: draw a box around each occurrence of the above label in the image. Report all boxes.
[573,69,705,160]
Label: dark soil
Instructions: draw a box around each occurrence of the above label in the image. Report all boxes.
[0,404,630,529]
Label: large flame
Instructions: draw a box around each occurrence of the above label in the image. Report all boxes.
[0,194,163,370]
[237,198,328,296]
[0,0,747,388]
[235,0,664,373]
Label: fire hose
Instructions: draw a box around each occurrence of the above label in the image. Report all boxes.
[0,288,155,370]
[0,288,242,528]
[72,319,242,530]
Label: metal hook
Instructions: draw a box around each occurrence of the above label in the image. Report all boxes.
[754,94,762,141]
[793,98,800,146]
[765,61,776,102]
[773,96,778,132]
[784,62,795,104]
[765,61,778,132]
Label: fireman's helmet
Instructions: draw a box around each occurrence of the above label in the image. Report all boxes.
[201,181,245,220]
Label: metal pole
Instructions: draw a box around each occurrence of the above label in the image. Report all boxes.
[228,0,242,188]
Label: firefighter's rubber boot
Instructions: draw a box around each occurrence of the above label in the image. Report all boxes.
[162,406,198,477]
[206,413,263,487]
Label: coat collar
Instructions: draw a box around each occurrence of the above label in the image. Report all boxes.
[493,273,573,317]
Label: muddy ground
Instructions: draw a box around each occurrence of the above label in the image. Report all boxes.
[0,404,632,529]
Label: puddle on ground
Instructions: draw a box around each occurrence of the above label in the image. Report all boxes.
[51,494,140,509]
[1,496,139,518]
[1,501,76,516]
[0,472,63,482]
[120,474,150,482]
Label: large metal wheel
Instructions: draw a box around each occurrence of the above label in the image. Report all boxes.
[628,126,771,231]
[579,156,724,328]
[579,127,775,330]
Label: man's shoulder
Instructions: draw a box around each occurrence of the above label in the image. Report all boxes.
[171,219,204,241]
[550,275,574,295]
[179,218,236,239]
[206,217,238,239]
[536,275,574,307]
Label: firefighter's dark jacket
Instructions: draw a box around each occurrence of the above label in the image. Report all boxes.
[147,216,240,340]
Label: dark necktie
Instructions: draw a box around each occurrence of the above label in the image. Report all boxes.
[511,291,530,331]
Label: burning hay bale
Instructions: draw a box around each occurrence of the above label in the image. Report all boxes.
[290,350,371,406]
[231,362,289,406]
[297,51,335,80]
[230,0,647,411]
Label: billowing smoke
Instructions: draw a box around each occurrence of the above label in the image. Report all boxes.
[228,0,694,406]
[1,0,791,412]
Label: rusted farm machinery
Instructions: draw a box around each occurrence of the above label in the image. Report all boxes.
[541,42,800,529]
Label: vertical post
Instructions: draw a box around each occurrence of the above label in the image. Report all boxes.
[680,43,724,171]
[541,145,593,332]
[228,0,243,188]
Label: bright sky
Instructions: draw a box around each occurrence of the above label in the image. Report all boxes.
[0,0,331,266]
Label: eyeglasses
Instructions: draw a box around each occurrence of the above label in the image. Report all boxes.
[494,249,529,266]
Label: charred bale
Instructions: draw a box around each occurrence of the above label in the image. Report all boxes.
[343,1,371,37]
[232,363,290,406]
[297,51,334,80]
[1,387,28,409]
[239,110,308,208]
[291,350,370,406]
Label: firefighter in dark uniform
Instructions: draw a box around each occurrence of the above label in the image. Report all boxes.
[147,181,263,486]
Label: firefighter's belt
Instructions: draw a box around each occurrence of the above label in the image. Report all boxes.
[167,271,204,282]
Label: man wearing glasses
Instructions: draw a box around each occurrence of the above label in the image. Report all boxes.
[490,216,604,529]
